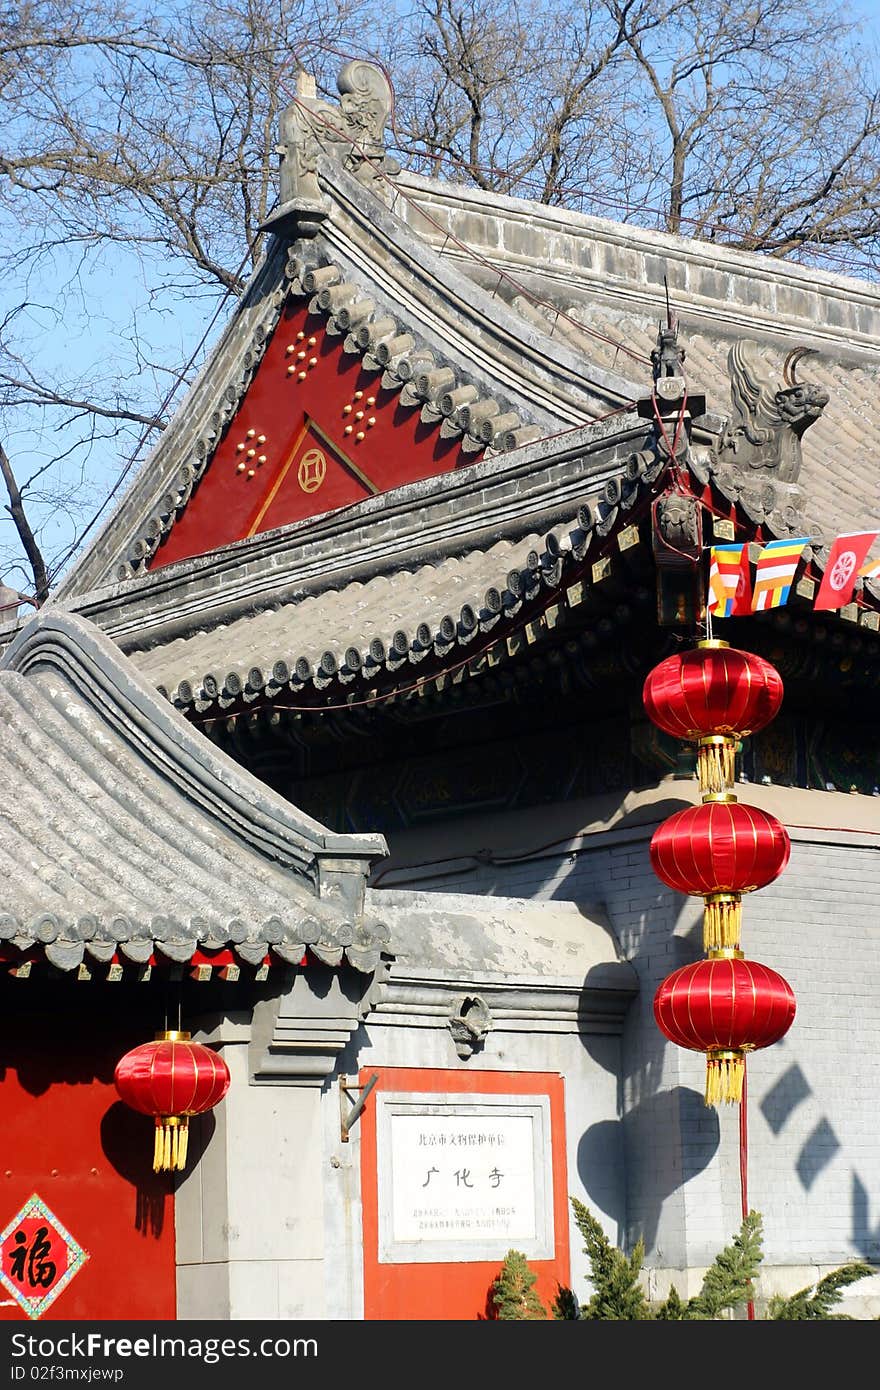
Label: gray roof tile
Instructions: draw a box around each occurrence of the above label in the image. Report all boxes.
[131,533,537,701]
[0,611,388,971]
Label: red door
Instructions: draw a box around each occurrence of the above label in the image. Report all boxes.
[0,990,176,1321]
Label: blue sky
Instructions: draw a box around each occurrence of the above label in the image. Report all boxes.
[3,4,880,597]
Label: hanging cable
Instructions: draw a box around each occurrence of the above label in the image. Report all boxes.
[741,1063,756,1320]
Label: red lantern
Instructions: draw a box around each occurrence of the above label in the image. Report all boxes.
[643,640,784,794]
[650,799,791,948]
[654,953,796,1106]
[114,1031,231,1172]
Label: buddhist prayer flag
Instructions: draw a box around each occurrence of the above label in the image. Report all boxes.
[707,544,751,617]
[858,553,880,582]
[750,538,809,612]
[814,531,879,610]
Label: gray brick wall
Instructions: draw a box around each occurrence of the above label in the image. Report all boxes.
[393,818,880,1280]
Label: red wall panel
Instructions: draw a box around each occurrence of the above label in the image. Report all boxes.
[0,1002,176,1321]
[150,301,480,569]
[360,1067,569,1321]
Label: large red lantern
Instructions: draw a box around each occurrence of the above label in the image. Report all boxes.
[114,1031,231,1172]
[643,640,784,794]
[650,799,791,948]
[654,953,796,1105]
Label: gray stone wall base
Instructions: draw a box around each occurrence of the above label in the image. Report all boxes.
[175,1039,327,1319]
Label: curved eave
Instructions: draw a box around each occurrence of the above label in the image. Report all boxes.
[54,156,645,600]
[128,445,662,720]
[0,610,389,974]
[125,434,880,725]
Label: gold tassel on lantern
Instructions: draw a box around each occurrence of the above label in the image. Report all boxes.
[153,1116,189,1173]
[703,892,742,950]
[697,736,737,797]
[705,1050,746,1106]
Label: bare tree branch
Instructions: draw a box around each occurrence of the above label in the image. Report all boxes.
[2,0,880,600]
[0,439,50,602]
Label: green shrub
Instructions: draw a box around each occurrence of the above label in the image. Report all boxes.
[490,1248,548,1319]
[765,1263,875,1319]
[489,1202,875,1320]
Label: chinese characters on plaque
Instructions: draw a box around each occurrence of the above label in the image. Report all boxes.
[376,1094,554,1263]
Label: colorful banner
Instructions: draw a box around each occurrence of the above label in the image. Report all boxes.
[858,553,880,582]
[814,531,879,611]
[701,530,880,620]
[707,544,750,617]
[751,538,809,612]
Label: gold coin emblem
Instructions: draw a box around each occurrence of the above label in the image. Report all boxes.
[297,448,326,493]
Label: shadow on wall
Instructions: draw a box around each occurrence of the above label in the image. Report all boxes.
[512,835,872,1261]
[100,1103,216,1238]
[379,814,880,1267]
[852,1175,880,1263]
[761,1054,879,1262]
[575,1087,719,1250]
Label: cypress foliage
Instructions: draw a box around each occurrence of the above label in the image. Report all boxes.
[489,1203,875,1320]
[490,1248,548,1319]
[766,1263,876,1319]
[570,1198,652,1319]
[668,1210,763,1319]
[551,1283,581,1319]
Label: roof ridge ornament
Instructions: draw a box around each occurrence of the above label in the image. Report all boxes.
[639,308,706,426]
[712,339,829,485]
[263,59,401,239]
[642,310,707,614]
[651,313,686,389]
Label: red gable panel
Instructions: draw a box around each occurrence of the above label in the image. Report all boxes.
[149,300,481,570]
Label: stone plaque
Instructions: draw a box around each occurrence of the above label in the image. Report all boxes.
[375,1092,553,1263]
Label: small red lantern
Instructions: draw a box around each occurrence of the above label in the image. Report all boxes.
[650,799,791,948]
[654,953,796,1106]
[114,1031,231,1172]
[643,640,784,794]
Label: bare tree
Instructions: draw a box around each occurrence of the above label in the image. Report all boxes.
[384,0,639,198]
[0,0,371,598]
[2,0,880,603]
[610,0,880,258]
[389,0,880,266]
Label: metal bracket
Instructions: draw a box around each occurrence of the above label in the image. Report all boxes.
[339,1073,378,1142]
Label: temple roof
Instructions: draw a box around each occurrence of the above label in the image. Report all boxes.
[49,62,880,605]
[0,610,388,974]
[395,170,880,537]
[113,418,656,711]
[52,411,877,725]
[18,59,875,734]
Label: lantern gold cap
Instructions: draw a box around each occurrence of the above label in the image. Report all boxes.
[696,639,730,650]
[707,947,744,960]
[156,1029,191,1042]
